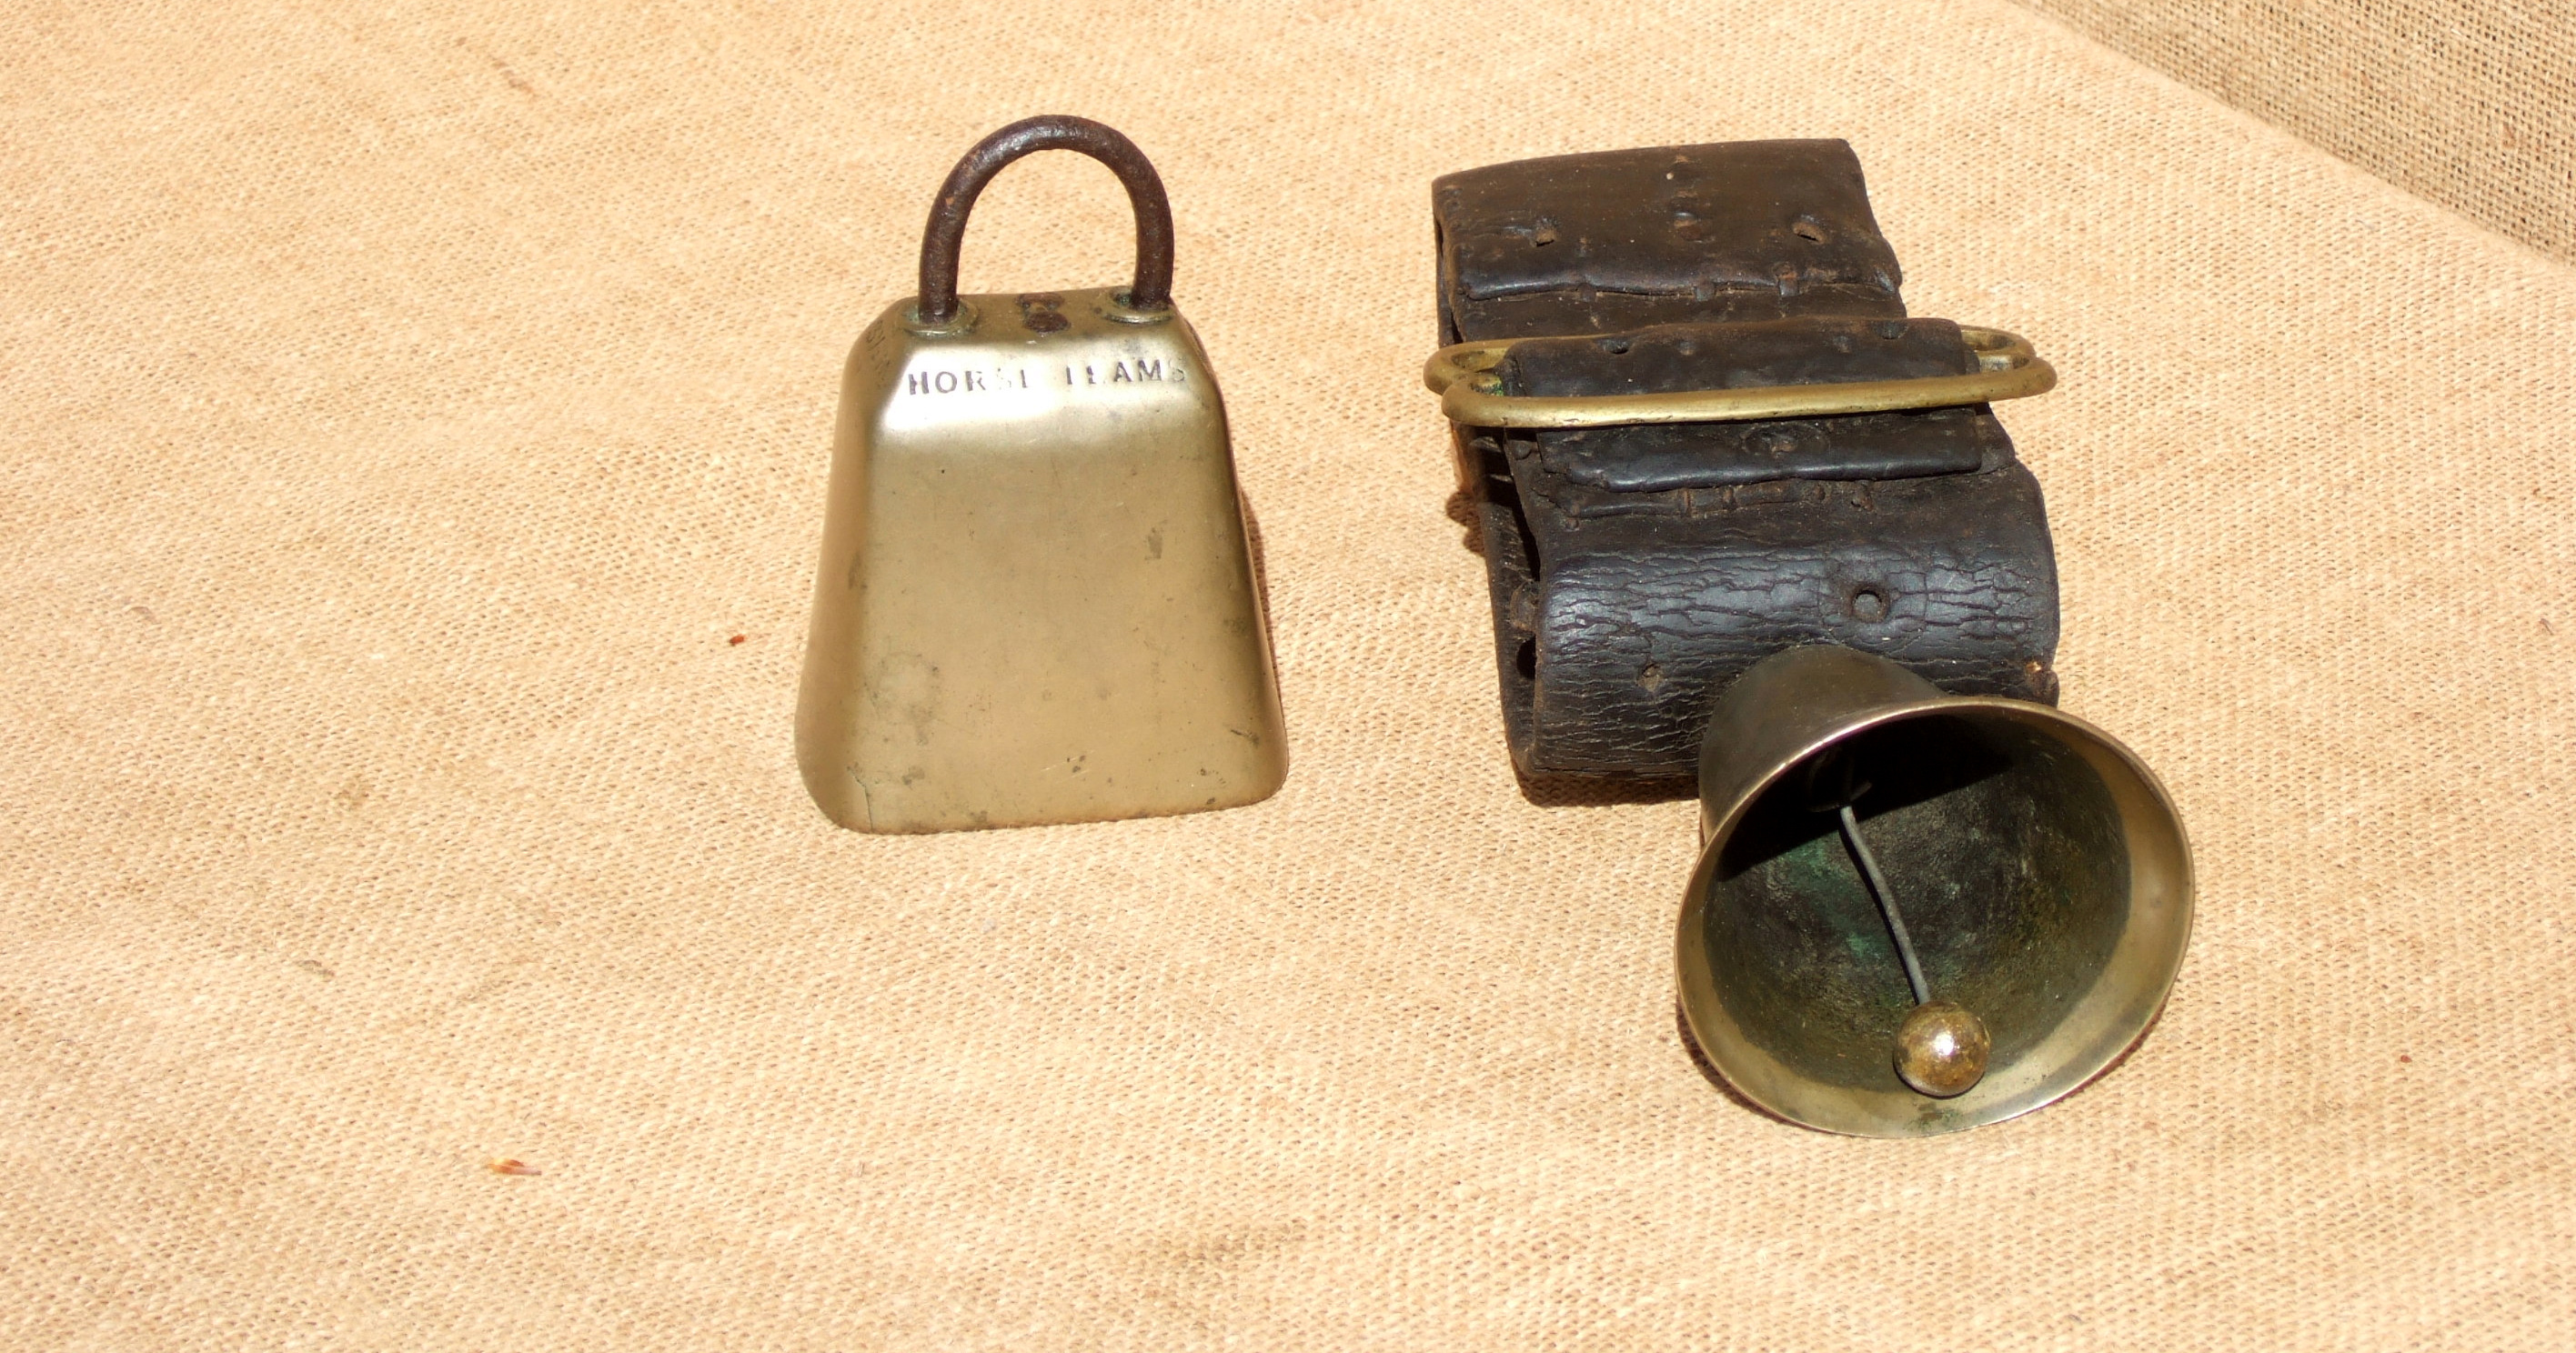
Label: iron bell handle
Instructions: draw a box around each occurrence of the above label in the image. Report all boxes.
[914,115,1176,325]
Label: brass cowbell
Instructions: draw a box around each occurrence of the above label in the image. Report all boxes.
[1678,645,2194,1136]
[796,116,1288,834]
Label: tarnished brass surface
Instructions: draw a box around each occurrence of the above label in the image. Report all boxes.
[1677,646,2191,1137]
[796,286,1286,833]
[1424,326,2055,428]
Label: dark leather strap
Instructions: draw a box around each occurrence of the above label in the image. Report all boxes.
[1434,140,2060,780]
[1439,140,1906,339]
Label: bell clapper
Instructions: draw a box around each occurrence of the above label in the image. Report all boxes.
[1834,801,1929,1005]
[1816,770,1992,1099]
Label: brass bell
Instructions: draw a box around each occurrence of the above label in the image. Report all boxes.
[1677,645,2192,1136]
[796,116,1287,833]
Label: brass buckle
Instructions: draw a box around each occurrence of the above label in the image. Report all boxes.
[1424,326,2055,429]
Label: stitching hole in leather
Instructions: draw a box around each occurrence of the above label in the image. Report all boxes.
[1792,216,1826,243]
[1850,587,1888,623]
[1601,337,1631,355]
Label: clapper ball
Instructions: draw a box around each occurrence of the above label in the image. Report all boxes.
[1894,1002,1990,1097]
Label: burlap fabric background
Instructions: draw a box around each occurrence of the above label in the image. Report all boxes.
[2017,0,2576,263]
[5,2,2571,1348]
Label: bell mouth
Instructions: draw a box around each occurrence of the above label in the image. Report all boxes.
[1676,666,2191,1138]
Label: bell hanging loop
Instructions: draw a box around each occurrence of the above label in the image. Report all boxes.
[912,115,1175,326]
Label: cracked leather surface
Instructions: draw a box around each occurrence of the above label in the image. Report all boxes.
[1436,140,2060,780]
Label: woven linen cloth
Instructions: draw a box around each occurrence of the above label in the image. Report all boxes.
[2015,0,2576,263]
[5,2,2571,1348]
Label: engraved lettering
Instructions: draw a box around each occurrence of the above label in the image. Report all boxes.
[1112,362,1132,383]
[1131,358,1162,381]
[1085,366,1097,385]
[907,366,1037,396]
[1171,363,1185,383]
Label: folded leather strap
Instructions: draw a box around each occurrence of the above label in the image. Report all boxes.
[1434,140,2060,780]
